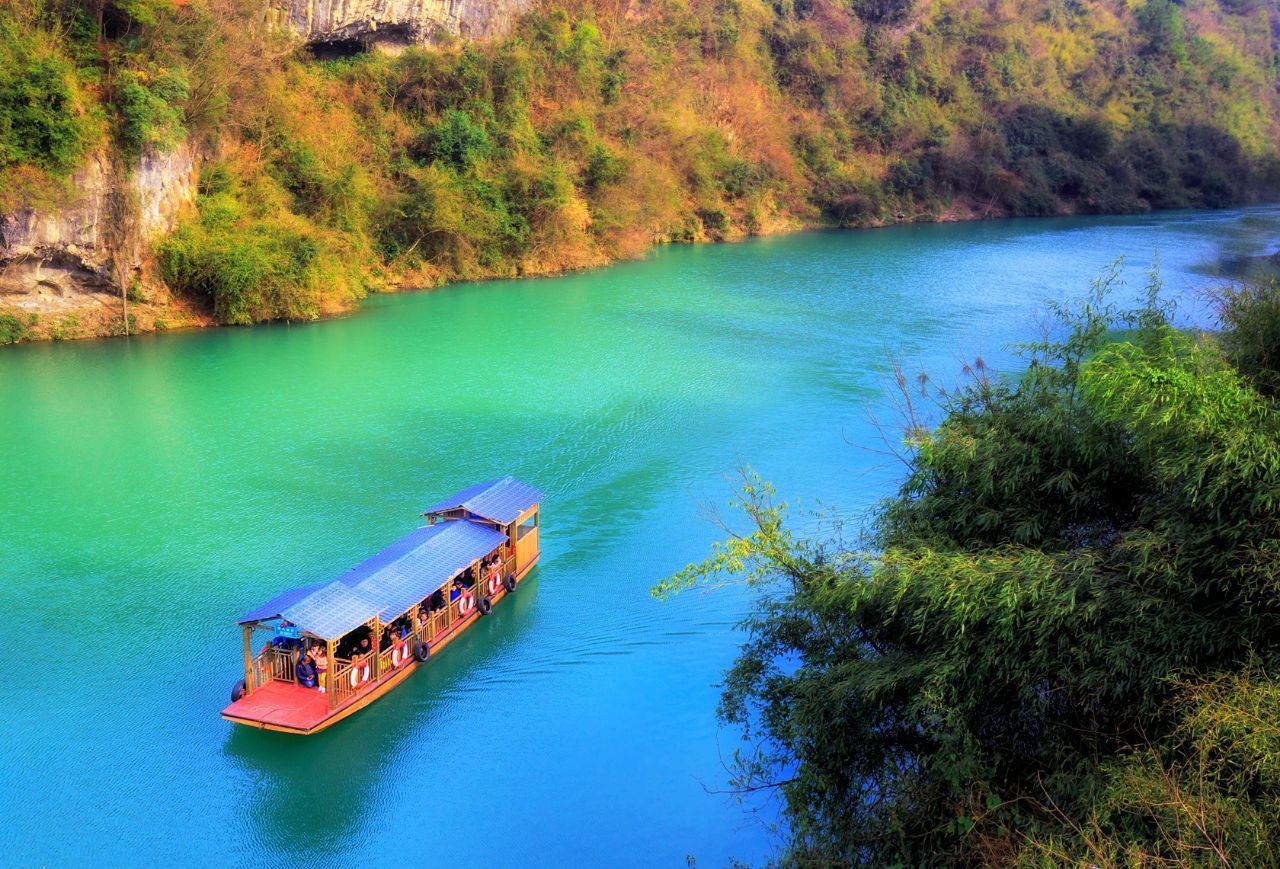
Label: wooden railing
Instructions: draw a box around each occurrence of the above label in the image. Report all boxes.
[378,641,411,675]
[254,645,298,687]
[423,605,447,641]
[330,658,357,706]
[273,648,298,683]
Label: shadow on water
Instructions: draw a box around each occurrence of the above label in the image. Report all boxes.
[1182,208,1280,281]
[1214,253,1280,283]
[221,574,541,857]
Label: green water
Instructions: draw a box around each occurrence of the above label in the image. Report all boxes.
[1,206,1278,866]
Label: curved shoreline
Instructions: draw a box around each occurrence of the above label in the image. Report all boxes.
[3,200,1278,347]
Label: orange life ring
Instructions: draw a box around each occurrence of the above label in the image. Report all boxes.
[459,592,475,615]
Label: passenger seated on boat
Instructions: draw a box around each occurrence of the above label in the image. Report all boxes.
[386,620,410,665]
[296,651,319,688]
[449,580,461,602]
[356,636,373,682]
[430,589,446,610]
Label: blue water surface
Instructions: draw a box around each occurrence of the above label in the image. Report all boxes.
[0,206,1277,866]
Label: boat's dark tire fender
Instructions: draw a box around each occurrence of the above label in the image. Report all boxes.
[478,596,493,615]
[231,679,246,703]
[503,576,517,593]
[412,641,430,662]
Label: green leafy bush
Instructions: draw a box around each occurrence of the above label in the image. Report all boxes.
[1135,0,1189,63]
[1210,277,1280,399]
[0,312,37,344]
[423,108,493,169]
[115,66,189,154]
[160,212,321,324]
[584,143,626,191]
[159,161,369,325]
[0,17,95,175]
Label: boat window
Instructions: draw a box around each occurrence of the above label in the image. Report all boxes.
[517,511,538,540]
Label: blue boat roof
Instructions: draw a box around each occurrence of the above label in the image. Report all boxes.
[279,581,386,643]
[238,519,509,640]
[343,521,508,625]
[422,476,543,525]
[238,581,329,624]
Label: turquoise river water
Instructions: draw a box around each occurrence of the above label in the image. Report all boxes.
[1,206,1278,866]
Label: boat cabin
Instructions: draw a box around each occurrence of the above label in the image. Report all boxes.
[222,477,542,734]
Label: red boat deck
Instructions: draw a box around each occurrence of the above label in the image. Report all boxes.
[222,681,336,732]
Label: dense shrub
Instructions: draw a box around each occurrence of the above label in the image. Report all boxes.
[423,109,493,170]
[0,16,96,175]
[851,0,914,26]
[115,66,189,154]
[0,312,37,344]
[159,159,369,324]
[161,218,319,324]
[1135,0,1189,62]
[658,274,1280,863]
[1211,277,1280,399]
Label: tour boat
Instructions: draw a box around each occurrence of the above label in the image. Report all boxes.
[222,477,542,734]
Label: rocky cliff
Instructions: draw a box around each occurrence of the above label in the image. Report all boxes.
[273,0,530,49]
[0,142,202,335]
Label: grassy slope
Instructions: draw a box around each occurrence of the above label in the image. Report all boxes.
[1,0,1279,340]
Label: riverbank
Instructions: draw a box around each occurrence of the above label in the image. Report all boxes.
[5,196,1276,347]
[0,202,943,345]
[4,0,1278,346]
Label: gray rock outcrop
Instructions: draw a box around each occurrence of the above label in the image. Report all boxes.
[273,0,530,49]
[0,142,199,311]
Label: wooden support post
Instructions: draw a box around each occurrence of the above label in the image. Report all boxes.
[327,638,337,709]
[241,625,254,694]
[371,617,381,682]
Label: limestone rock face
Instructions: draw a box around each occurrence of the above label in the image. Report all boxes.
[0,142,199,310]
[276,0,530,48]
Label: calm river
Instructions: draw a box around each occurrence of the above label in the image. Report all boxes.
[1,207,1278,865]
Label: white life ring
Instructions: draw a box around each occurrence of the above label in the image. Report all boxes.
[459,592,475,615]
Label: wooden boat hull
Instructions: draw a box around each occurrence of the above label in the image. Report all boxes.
[222,554,539,735]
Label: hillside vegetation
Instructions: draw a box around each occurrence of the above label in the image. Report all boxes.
[1,0,1279,332]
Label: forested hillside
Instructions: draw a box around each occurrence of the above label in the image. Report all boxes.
[2,0,1278,339]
